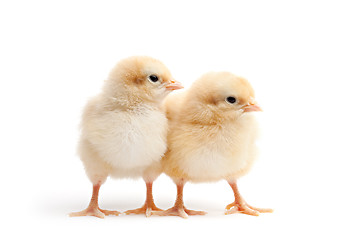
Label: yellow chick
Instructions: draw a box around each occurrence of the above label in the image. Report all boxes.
[70,56,183,218]
[153,72,272,218]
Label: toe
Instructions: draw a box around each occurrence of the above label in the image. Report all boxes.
[145,208,152,217]
[225,204,259,216]
[99,209,121,216]
[225,202,236,210]
[184,208,207,216]
[69,208,105,219]
[125,208,145,215]
[225,201,272,216]
[151,207,189,219]
[247,205,274,213]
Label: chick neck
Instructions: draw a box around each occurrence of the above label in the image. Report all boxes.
[180,101,240,126]
[103,90,163,112]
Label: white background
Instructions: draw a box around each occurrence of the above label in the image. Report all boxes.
[1,0,359,239]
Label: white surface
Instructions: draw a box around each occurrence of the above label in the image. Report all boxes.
[1,0,359,239]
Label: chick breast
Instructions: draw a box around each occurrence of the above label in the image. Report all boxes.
[163,113,259,183]
[80,96,168,179]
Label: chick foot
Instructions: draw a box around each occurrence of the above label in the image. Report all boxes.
[125,204,162,217]
[125,181,162,217]
[225,202,272,216]
[151,181,206,218]
[226,181,273,216]
[152,206,206,219]
[69,184,120,218]
[69,207,120,218]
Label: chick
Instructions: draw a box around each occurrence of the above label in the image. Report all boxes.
[70,56,183,218]
[153,72,272,218]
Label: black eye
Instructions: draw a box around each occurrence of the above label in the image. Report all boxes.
[226,96,237,104]
[148,75,159,82]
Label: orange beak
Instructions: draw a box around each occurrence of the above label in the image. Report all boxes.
[243,103,262,112]
[166,79,183,91]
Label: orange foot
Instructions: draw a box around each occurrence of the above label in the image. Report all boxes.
[69,207,121,219]
[225,202,273,216]
[152,206,206,219]
[125,204,162,217]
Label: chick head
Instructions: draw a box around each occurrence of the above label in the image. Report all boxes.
[183,72,261,124]
[104,56,182,106]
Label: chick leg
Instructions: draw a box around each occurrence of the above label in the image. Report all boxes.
[125,181,162,217]
[69,184,120,218]
[151,181,206,218]
[225,181,273,216]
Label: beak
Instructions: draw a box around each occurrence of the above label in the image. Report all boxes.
[243,103,262,112]
[166,79,183,91]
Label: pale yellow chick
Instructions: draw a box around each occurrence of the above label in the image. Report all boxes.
[70,56,183,218]
[154,72,272,218]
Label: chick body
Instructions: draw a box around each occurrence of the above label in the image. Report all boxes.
[71,56,182,218]
[164,72,258,182]
[155,72,271,218]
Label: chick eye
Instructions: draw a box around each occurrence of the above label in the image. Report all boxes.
[148,75,159,82]
[226,96,237,104]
